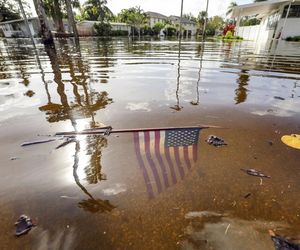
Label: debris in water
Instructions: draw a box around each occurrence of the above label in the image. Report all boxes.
[206,135,227,147]
[185,211,224,219]
[225,224,231,235]
[244,193,251,199]
[274,96,285,100]
[15,215,36,236]
[55,137,77,149]
[269,230,300,250]
[10,157,20,161]
[240,169,271,178]
[24,90,35,97]
[281,134,300,150]
[267,140,274,146]
[21,138,56,147]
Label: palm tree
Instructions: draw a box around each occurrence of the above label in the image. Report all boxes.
[81,0,113,21]
[226,1,238,16]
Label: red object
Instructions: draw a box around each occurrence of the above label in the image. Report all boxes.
[223,23,236,35]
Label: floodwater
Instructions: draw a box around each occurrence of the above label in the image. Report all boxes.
[0,37,299,250]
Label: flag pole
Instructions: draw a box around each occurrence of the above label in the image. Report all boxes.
[55,125,223,136]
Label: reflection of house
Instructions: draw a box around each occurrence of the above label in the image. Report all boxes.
[76,21,131,36]
[169,15,197,36]
[146,11,168,28]
[231,0,300,42]
[0,18,40,38]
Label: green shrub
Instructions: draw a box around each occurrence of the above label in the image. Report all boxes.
[165,25,177,36]
[286,36,300,42]
[111,30,128,36]
[225,30,233,39]
[94,22,112,36]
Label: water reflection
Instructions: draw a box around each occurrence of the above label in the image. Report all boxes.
[73,140,115,213]
[36,41,115,212]
[235,69,249,104]
[133,127,201,199]
[170,38,183,111]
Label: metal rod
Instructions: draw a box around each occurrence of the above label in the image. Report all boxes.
[55,125,223,136]
[17,0,37,50]
[279,0,294,40]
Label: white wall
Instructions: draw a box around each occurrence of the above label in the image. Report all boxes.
[236,25,260,40]
[276,18,300,39]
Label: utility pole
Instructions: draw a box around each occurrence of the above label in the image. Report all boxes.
[32,0,54,45]
[65,0,79,42]
[202,0,209,40]
[179,0,184,38]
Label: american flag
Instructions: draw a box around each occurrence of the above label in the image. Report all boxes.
[133,128,201,198]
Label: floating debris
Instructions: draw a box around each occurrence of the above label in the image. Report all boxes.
[185,211,224,219]
[274,96,285,100]
[15,215,36,236]
[21,138,56,147]
[269,230,300,250]
[267,140,274,146]
[10,157,20,161]
[55,137,77,149]
[24,90,35,97]
[281,134,300,150]
[206,135,227,147]
[240,169,271,178]
[244,193,251,199]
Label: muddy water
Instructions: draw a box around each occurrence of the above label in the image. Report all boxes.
[0,37,299,250]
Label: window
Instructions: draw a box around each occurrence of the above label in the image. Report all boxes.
[282,5,300,18]
[267,12,280,29]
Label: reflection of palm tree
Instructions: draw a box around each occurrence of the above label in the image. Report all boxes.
[73,141,115,213]
[226,2,237,16]
[38,42,115,212]
[234,69,249,104]
[85,135,108,184]
[170,37,183,111]
[39,45,113,124]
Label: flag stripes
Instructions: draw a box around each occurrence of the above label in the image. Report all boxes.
[133,128,200,198]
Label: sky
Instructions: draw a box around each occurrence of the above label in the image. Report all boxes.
[28,0,253,18]
[104,0,252,17]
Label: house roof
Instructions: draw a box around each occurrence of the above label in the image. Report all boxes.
[146,11,168,19]
[0,17,38,25]
[169,15,196,25]
[231,0,292,18]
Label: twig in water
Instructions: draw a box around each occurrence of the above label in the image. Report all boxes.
[225,224,231,235]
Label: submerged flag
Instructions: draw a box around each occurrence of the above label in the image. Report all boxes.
[133,128,201,198]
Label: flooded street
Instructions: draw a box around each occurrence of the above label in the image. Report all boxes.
[0,37,300,249]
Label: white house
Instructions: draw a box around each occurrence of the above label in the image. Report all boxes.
[169,15,197,36]
[231,0,300,43]
[76,21,131,36]
[0,17,40,38]
[145,11,168,28]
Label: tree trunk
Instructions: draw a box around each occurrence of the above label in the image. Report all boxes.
[54,0,65,33]
[64,0,79,41]
[33,0,54,45]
